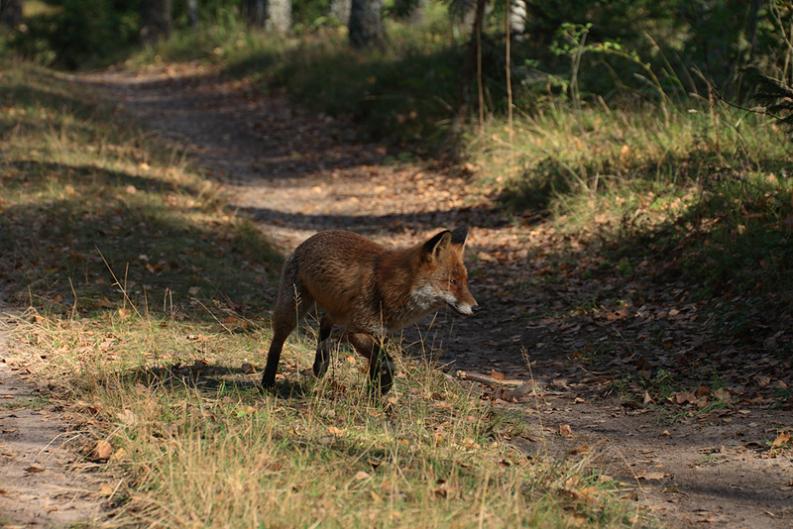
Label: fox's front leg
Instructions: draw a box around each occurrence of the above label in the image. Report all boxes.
[349,333,394,395]
[312,315,334,378]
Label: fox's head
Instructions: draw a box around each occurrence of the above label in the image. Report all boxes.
[413,227,478,316]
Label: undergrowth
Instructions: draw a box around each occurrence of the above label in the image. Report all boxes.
[477,103,793,301]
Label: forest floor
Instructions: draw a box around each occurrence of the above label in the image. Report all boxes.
[78,63,793,529]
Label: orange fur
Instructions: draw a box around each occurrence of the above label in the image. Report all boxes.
[261,228,477,394]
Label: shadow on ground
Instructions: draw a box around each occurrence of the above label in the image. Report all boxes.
[0,159,281,320]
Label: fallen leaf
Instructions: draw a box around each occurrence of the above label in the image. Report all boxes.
[240,362,256,374]
[99,483,114,496]
[713,388,731,403]
[559,424,573,438]
[354,471,370,481]
[93,440,113,461]
[569,444,589,455]
[24,464,45,473]
[671,391,696,405]
[771,432,791,449]
[327,426,345,436]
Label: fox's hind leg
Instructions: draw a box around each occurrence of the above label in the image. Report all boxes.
[349,333,395,395]
[262,258,313,388]
[312,315,334,378]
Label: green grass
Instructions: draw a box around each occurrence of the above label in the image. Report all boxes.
[0,59,649,529]
[481,101,793,291]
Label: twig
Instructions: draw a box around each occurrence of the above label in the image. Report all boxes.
[96,247,142,319]
[192,298,233,334]
[455,370,524,387]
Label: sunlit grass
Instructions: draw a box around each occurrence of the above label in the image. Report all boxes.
[9,312,646,529]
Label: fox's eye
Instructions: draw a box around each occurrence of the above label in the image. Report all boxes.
[450,278,457,285]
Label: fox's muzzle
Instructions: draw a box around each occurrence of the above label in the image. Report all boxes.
[448,299,478,316]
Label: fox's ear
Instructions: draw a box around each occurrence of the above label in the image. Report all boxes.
[423,230,452,260]
[450,226,468,247]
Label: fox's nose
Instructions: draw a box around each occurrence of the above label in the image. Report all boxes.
[471,303,480,314]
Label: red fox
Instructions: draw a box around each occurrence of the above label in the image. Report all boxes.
[261,227,478,394]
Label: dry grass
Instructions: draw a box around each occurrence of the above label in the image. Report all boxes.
[8,312,646,529]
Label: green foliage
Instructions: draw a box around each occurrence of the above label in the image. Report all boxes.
[291,0,334,30]
[50,0,138,68]
[266,35,465,148]
[5,0,142,68]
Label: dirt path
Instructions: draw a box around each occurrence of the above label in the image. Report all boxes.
[86,64,793,529]
[0,310,105,528]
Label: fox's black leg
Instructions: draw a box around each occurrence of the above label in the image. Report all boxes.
[367,339,394,396]
[262,269,312,389]
[371,348,395,395]
[262,330,289,388]
[312,315,334,378]
[349,333,395,395]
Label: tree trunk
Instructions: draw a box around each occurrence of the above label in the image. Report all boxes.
[244,0,266,26]
[348,0,384,49]
[140,0,172,43]
[187,0,199,28]
[331,0,351,25]
[510,0,526,37]
[392,0,424,22]
[409,0,426,24]
[0,0,22,28]
[745,0,763,63]
[471,0,487,130]
[266,0,291,33]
